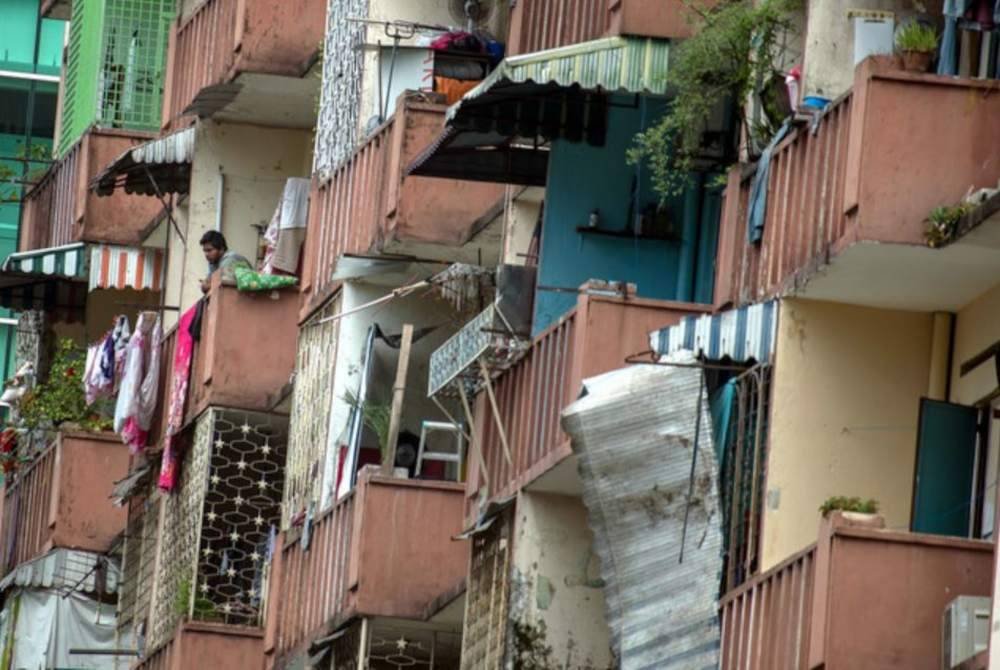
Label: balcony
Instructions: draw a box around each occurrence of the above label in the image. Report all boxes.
[162,0,324,129]
[507,0,703,56]
[154,277,299,437]
[0,432,129,574]
[135,622,264,670]
[20,129,162,250]
[715,57,1000,312]
[266,468,466,665]
[465,286,708,511]
[302,93,505,318]
[720,513,992,670]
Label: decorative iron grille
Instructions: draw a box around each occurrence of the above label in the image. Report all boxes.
[460,507,513,669]
[284,295,340,527]
[146,408,288,651]
[367,621,462,670]
[118,493,160,640]
[314,0,367,175]
[720,364,772,593]
[58,0,173,156]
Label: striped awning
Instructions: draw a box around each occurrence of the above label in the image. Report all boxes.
[0,243,88,317]
[409,37,670,185]
[3,242,87,278]
[92,126,195,196]
[89,244,165,291]
[650,301,779,363]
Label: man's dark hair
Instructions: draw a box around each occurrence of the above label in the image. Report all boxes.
[199,230,228,251]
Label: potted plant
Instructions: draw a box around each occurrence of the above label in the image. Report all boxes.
[895,22,938,72]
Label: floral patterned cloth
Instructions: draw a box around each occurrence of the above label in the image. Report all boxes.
[233,264,297,292]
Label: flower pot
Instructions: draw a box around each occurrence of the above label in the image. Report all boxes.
[900,50,933,73]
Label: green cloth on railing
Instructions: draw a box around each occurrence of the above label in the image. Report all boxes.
[232,264,298,292]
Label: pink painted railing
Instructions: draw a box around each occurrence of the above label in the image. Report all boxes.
[21,141,80,250]
[718,94,853,306]
[164,0,240,123]
[306,118,394,308]
[0,441,57,574]
[508,0,608,55]
[719,545,816,670]
[477,311,578,503]
[271,494,355,659]
[468,290,706,508]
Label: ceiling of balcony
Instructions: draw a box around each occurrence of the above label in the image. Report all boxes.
[795,209,1000,313]
[209,69,321,130]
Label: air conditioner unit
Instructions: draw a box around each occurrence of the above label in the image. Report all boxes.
[942,595,990,669]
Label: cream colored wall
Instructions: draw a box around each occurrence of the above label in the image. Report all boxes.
[511,492,613,669]
[174,121,311,312]
[762,298,933,569]
[502,187,544,266]
[950,282,1000,406]
[802,1,938,100]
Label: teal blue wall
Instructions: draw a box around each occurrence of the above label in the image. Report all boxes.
[0,1,65,381]
[533,94,720,334]
[0,0,65,74]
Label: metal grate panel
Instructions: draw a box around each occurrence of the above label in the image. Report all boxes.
[460,507,513,669]
[283,295,340,527]
[313,0,368,175]
[118,493,160,638]
[58,0,173,155]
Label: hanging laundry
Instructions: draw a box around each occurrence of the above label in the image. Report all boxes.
[115,313,161,453]
[159,305,198,492]
[262,178,309,276]
[84,316,130,405]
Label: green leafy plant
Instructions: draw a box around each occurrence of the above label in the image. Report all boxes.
[896,22,938,53]
[819,496,879,518]
[924,202,973,248]
[18,339,112,432]
[344,389,393,456]
[174,575,220,620]
[629,0,801,197]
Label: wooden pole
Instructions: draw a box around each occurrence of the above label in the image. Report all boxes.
[382,324,413,475]
[449,386,489,488]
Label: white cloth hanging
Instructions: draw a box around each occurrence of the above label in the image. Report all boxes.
[113,313,158,449]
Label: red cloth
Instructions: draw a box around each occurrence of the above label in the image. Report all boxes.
[158,305,197,492]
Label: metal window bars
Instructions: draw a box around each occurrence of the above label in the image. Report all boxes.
[719,363,773,593]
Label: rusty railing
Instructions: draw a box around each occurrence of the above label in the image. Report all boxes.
[508,0,609,55]
[720,94,853,305]
[476,310,578,503]
[307,117,394,303]
[273,493,355,658]
[21,141,81,250]
[165,0,240,123]
[0,441,58,573]
[719,544,816,670]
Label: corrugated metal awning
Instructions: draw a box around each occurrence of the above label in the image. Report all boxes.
[0,548,120,596]
[0,243,88,317]
[408,37,670,185]
[92,126,195,196]
[650,300,779,363]
[89,244,165,291]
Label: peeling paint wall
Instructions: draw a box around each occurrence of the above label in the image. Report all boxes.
[510,491,613,670]
[763,298,933,569]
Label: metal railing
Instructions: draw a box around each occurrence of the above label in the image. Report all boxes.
[165,0,240,122]
[0,440,57,574]
[719,544,816,670]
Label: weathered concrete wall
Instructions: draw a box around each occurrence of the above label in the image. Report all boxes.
[509,491,613,669]
[763,298,933,569]
[52,432,129,551]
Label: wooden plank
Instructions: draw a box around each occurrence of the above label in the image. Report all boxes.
[382,324,413,475]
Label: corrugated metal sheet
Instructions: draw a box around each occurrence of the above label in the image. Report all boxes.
[650,301,778,363]
[0,548,121,595]
[561,356,722,669]
[445,36,671,124]
[92,127,195,196]
[130,126,196,164]
[3,242,87,278]
[88,244,165,291]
